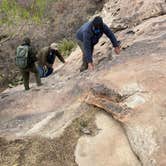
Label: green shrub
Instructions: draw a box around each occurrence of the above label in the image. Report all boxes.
[29,0,47,22]
[0,0,29,24]
[58,38,76,57]
[0,0,56,24]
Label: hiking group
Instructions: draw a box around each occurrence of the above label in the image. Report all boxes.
[15,16,121,90]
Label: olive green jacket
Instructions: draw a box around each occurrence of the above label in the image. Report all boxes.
[37,47,65,67]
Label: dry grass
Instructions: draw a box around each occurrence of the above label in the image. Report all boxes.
[0,108,97,166]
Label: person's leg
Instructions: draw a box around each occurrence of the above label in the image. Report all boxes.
[20,69,30,90]
[31,64,42,86]
[80,56,88,72]
[35,62,44,78]
[77,40,88,72]
[45,67,53,77]
[80,45,94,72]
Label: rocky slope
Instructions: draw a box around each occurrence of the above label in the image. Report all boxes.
[0,0,166,166]
[0,0,104,91]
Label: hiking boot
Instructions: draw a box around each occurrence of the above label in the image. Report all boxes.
[80,65,88,72]
[80,57,88,72]
[37,83,43,87]
[25,87,30,91]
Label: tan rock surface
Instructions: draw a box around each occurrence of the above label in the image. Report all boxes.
[75,112,141,166]
[0,1,166,165]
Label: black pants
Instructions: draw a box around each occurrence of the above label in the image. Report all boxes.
[77,39,93,72]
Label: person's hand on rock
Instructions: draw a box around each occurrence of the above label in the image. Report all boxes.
[114,46,121,55]
[88,63,94,71]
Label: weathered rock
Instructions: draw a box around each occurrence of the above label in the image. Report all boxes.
[101,0,166,30]
[84,87,132,122]
[75,112,141,166]
[0,1,166,166]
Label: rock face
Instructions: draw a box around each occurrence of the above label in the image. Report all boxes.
[75,112,141,166]
[0,0,166,166]
[102,0,166,30]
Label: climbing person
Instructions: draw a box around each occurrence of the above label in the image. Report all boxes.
[76,16,121,72]
[36,43,65,78]
[15,37,42,90]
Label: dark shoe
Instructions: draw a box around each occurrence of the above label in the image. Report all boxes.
[80,65,88,72]
[37,83,43,87]
[25,87,30,91]
[80,60,88,72]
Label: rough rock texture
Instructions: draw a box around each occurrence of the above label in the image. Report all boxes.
[100,0,166,32]
[75,112,141,166]
[0,0,166,165]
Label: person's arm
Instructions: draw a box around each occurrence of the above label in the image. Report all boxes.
[103,23,120,54]
[103,23,118,47]
[83,32,94,70]
[56,50,65,63]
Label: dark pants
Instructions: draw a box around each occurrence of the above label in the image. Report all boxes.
[20,64,41,90]
[37,66,53,78]
[77,40,93,72]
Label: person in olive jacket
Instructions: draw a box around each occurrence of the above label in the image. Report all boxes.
[17,37,42,90]
[36,43,65,77]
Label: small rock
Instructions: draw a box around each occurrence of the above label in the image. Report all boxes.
[80,127,92,135]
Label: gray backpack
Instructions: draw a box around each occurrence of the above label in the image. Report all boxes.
[16,45,29,69]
